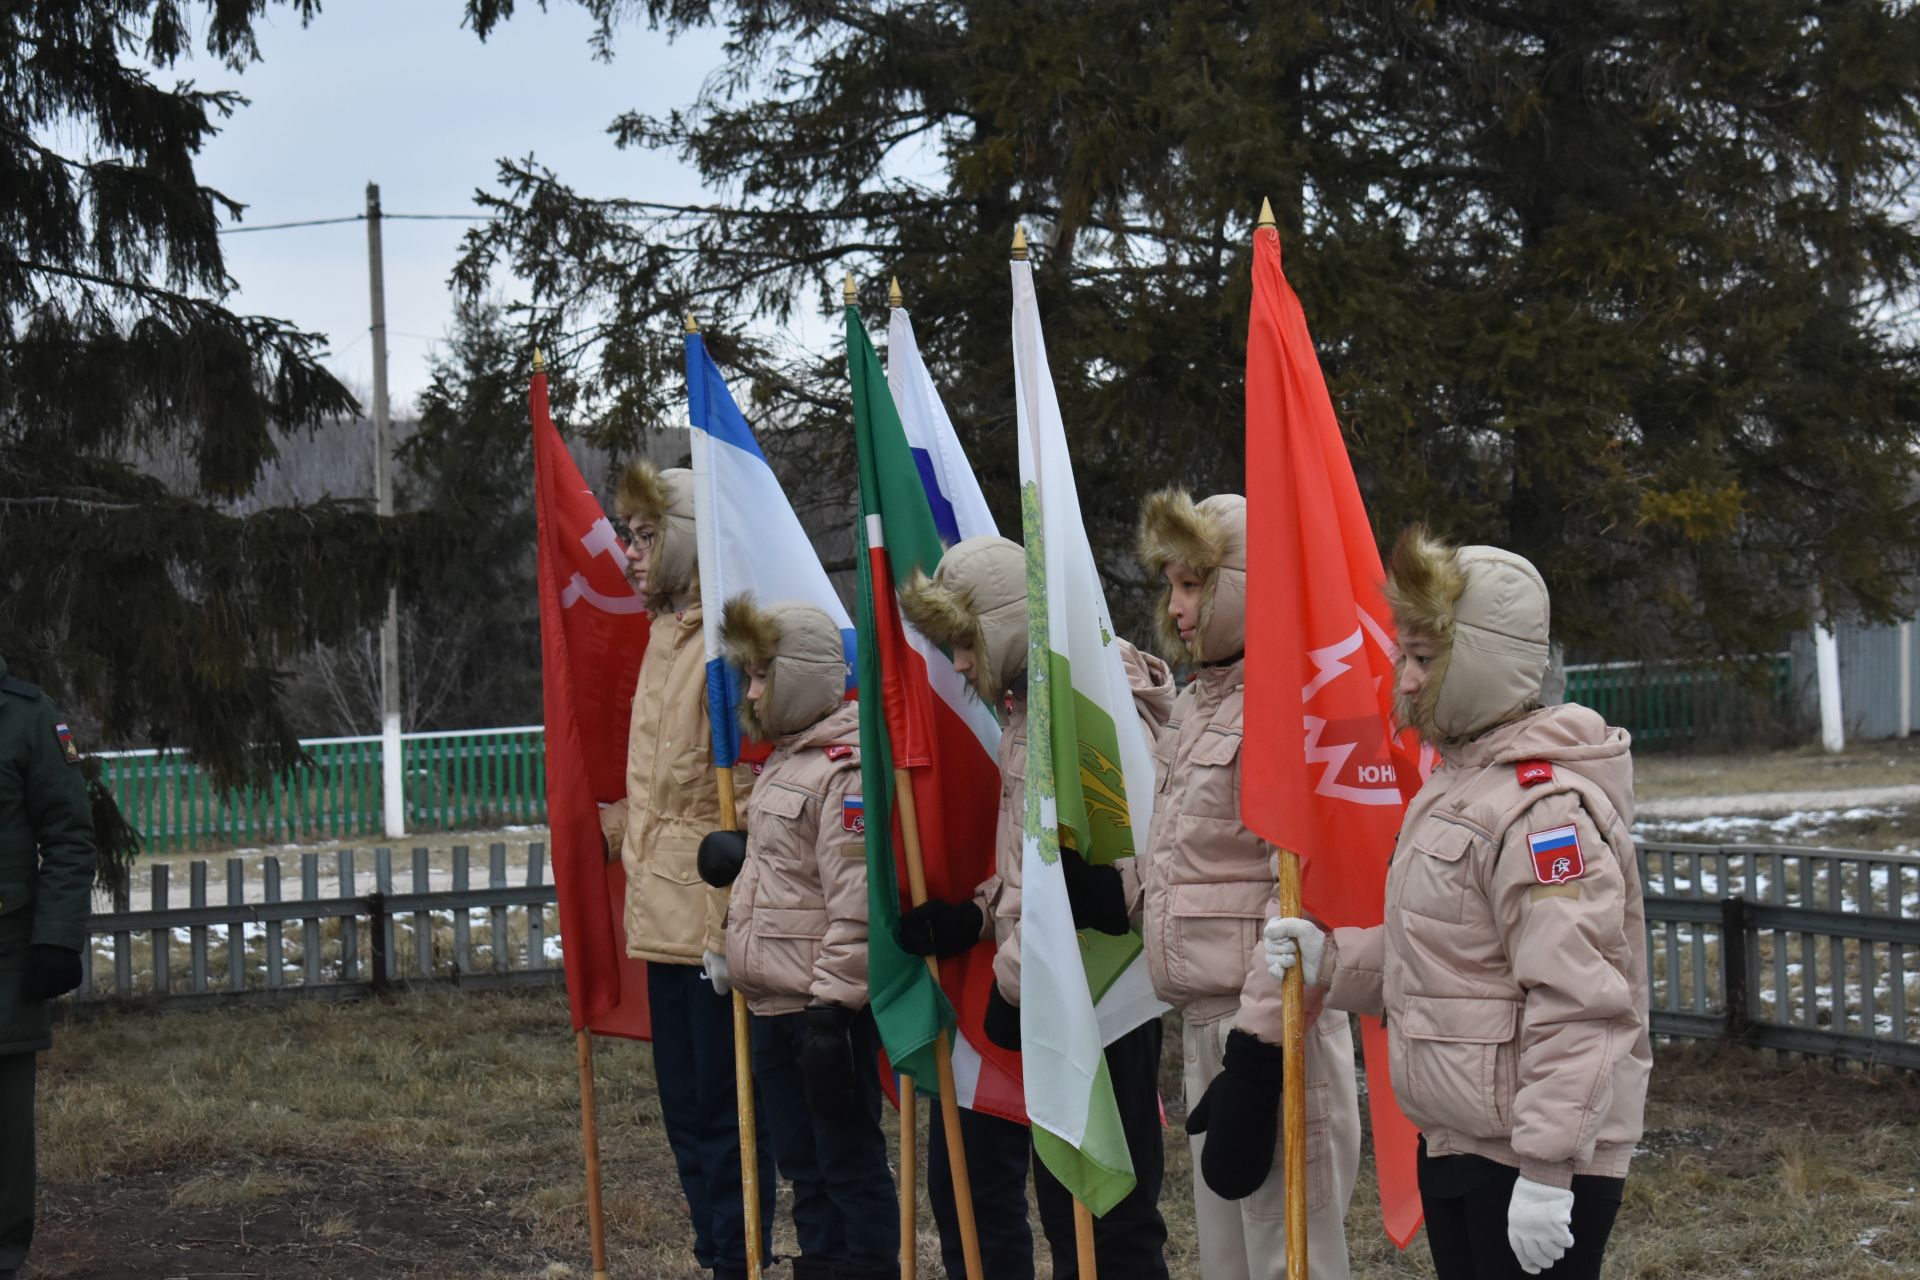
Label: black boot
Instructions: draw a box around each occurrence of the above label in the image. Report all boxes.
[790,1257,837,1280]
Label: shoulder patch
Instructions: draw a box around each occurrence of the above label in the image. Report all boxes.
[1,675,42,700]
[1526,823,1585,885]
[823,743,855,762]
[840,794,865,835]
[54,722,80,764]
[1515,761,1554,788]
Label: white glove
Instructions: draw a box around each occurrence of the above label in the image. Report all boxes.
[702,948,731,996]
[1507,1175,1575,1274]
[1262,917,1327,987]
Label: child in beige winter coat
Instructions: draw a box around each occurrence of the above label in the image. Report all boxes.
[1134,489,1363,1280]
[1265,529,1650,1280]
[695,595,897,1280]
[896,534,1175,1280]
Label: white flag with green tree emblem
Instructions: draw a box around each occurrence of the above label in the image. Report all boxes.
[1011,250,1167,1215]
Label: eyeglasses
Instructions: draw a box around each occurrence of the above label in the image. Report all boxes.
[615,523,658,550]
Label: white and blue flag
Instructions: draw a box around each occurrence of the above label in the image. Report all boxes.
[686,331,856,767]
[888,305,999,545]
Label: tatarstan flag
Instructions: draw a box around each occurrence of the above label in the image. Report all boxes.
[847,303,1025,1121]
[1242,209,1428,1247]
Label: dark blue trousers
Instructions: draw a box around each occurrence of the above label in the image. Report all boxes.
[752,1007,899,1277]
[0,1053,33,1272]
[647,962,773,1277]
[927,1100,1035,1280]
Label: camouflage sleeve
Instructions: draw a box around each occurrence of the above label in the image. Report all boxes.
[27,700,96,952]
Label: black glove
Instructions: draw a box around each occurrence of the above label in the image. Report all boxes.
[800,1003,862,1126]
[1183,1029,1284,1200]
[893,898,984,958]
[983,982,1021,1052]
[697,829,748,888]
[1061,845,1131,936]
[21,944,83,1002]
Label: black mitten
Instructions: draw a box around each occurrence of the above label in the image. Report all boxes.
[21,944,83,1001]
[697,829,748,888]
[983,982,1022,1052]
[1183,1029,1284,1200]
[1061,845,1131,935]
[800,1003,862,1125]
[893,898,985,958]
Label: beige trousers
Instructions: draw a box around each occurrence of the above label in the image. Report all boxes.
[1182,1008,1361,1280]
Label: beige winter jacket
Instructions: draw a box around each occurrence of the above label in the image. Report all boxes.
[601,603,733,964]
[1324,705,1649,1187]
[1135,489,1303,1041]
[727,700,869,1015]
[1324,539,1650,1188]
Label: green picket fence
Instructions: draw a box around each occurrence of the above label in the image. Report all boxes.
[1562,655,1795,747]
[98,727,548,854]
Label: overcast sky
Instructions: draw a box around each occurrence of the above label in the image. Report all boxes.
[181,1,729,414]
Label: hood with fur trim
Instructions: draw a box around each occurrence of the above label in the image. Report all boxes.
[617,460,698,609]
[1136,489,1246,663]
[898,535,1027,707]
[1386,528,1551,745]
[721,596,847,739]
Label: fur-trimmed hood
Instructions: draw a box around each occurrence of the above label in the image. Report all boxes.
[616,460,698,610]
[1136,489,1246,663]
[1386,527,1551,746]
[720,595,848,739]
[898,535,1027,707]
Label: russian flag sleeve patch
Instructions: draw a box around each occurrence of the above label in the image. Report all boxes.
[841,795,865,835]
[1526,823,1585,885]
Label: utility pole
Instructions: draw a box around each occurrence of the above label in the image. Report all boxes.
[367,182,405,836]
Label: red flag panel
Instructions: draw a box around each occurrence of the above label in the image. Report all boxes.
[532,368,652,1039]
[1242,222,1426,1246]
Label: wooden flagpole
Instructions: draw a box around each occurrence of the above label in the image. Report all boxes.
[575,1030,613,1280]
[893,767,984,1280]
[899,1073,919,1280]
[716,766,764,1280]
[1278,847,1309,1280]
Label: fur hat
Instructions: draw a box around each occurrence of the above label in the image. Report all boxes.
[1135,489,1247,663]
[615,460,697,609]
[720,595,847,739]
[898,536,1028,707]
[1385,526,1551,744]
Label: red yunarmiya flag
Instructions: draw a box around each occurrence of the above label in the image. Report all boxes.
[533,361,652,1040]
[1242,216,1431,1247]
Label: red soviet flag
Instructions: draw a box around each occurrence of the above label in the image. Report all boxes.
[533,361,652,1039]
[1242,214,1430,1246]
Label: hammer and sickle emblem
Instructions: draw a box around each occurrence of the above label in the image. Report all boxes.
[561,517,646,615]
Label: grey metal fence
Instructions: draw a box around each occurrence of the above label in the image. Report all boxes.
[1638,841,1920,1069]
[63,839,1920,1073]
[73,842,561,1008]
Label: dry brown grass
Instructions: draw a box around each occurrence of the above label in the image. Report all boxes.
[1635,736,1920,801]
[30,990,1920,1279]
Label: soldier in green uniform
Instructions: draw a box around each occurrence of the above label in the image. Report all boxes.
[0,656,96,1280]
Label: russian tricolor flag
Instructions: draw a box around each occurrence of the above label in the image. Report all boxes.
[686,329,856,767]
[888,304,999,545]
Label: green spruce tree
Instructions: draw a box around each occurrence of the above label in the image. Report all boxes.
[460,0,1920,660]
[1,2,430,871]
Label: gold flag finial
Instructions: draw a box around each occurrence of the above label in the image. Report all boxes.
[843,272,858,305]
[532,346,545,373]
[1011,225,1029,260]
[684,312,700,334]
[1258,197,1276,228]
[888,275,903,308]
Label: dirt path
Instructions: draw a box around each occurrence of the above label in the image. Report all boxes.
[1638,783,1920,820]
